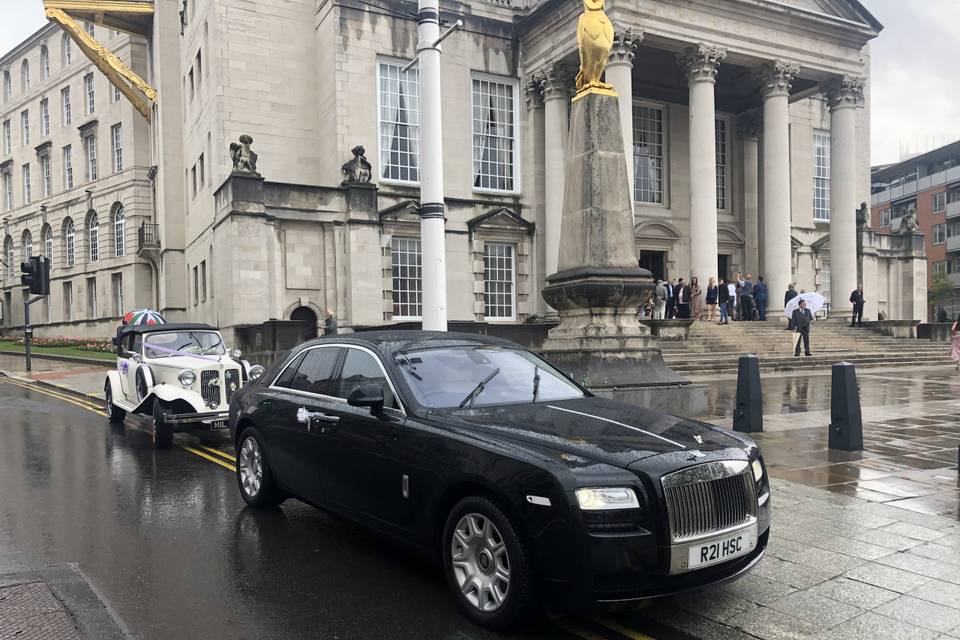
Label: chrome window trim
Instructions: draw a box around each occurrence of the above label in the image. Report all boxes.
[269,343,407,415]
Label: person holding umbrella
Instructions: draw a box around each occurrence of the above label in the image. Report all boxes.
[792,299,814,357]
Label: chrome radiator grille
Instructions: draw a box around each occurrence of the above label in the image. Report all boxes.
[201,370,221,406]
[224,369,241,402]
[662,462,756,543]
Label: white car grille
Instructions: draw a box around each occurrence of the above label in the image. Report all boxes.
[201,370,221,406]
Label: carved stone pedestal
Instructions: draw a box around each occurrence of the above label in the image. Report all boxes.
[540,92,706,416]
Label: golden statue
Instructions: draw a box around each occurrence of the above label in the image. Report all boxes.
[574,0,617,100]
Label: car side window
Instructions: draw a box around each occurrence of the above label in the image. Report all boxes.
[335,348,395,409]
[129,335,142,356]
[286,348,341,396]
[273,352,306,389]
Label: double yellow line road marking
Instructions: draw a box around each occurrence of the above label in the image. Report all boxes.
[0,376,237,472]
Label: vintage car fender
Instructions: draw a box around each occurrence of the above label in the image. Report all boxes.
[150,384,209,415]
[105,369,123,402]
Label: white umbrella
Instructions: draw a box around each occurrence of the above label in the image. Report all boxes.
[783,292,826,319]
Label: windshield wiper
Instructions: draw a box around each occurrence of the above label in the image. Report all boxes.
[459,368,500,408]
[532,366,540,403]
[396,353,423,381]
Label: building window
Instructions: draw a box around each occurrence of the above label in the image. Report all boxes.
[818,259,831,303]
[933,223,946,244]
[190,165,197,198]
[471,75,518,192]
[21,231,32,262]
[933,261,948,276]
[86,276,97,318]
[111,84,121,103]
[187,67,194,102]
[813,130,831,221]
[20,110,29,146]
[63,281,73,321]
[933,192,946,214]
[112,273,123,316]
[200,260,207,301]
[88,213,99,262]
[2,120,10,155]
[64,219,76,267]
[21,163,31,204]
[83,73,95,115]
[40,98,50,137]
[61,34,72,66]
[113,206,125,256]
[195,50,202,89]
[715,117,728,210]
[62,87,72,125]
[84,134,97,181]
[198,153,204,187]
[633,103,665,205]
[39,154,51,197]
[43,226,53,263]
[891,200,914,223]
[111,123,123,172]
[483,243,515,320]
[1,172,11,211]
[21,60,30,92]
[2,71,10,102]
[63,144,73,189]
[40,46,49,80]
[192,265,199,305]
[948,188,960,204]
[3,237,12,278]
[391,236,422,319]
[377,60,420,184]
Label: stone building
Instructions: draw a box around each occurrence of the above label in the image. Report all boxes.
[0,21,152,336]
[6,0,928,341]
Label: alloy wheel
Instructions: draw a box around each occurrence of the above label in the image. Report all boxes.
[239,436,263,498]
[450,513,511,612]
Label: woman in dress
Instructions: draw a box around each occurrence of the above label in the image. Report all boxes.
[951,315,960,371]
[690,277,703,322]
[705,277,719,322]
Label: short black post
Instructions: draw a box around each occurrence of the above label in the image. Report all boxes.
[733,354,763,433]
[829,362,863,451]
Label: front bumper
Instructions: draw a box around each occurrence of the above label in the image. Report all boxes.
[165,410,230,426]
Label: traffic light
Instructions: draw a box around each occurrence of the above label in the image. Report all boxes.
[19,256,50,296]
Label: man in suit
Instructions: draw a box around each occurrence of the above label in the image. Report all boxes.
[792,299,813,357]
[741,274,756,321]
[849,285,865,327]
[753,276,768,321]
[675,278,691,319]
[666,279,677,319]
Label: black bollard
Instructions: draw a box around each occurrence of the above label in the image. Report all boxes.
[829,362,863,451]
[733,354,763,433]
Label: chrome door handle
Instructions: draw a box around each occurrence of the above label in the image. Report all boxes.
[296,407,340,431]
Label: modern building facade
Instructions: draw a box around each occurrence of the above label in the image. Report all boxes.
[0,21,153,336]
[10,0,930,342]
[871,140,960,319]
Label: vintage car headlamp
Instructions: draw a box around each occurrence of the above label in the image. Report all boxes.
[177,370,196,387]
[249,365,265,381]
[575,487,640,511]
[751,458,764,484]
[231,349,242,359]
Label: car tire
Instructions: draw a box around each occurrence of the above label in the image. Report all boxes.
[104,382,126,423]
[152,400,174,449]
[442,496,534,630]
[236,427,285,508]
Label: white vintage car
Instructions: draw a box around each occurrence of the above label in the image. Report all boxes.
[104,323,265,448]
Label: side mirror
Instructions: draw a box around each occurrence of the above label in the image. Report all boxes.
[347,383,385,416]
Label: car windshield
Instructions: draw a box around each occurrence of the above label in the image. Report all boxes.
[143,331,226,359]
[394,345,584,409]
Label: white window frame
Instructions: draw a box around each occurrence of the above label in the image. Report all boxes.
[21,60,30,92]
[933,261,947,276]
[40,98,50,137]
[880,208,891,227]
[22,231,33,262]
[632,100,668,206]
[391,236,423,320]
[376,58,421,186]
[40,153,51,197]
[40,46,49,80]
[813,130,831,221]
[111,83,121,103]
[43,227,53,262]
[2,120,10,155]
[63,144,74,189]
[114,207,125,256]
[483,242,516,321]
[65,220,76,267]
[84,134,97,181]
[61,34,72,66]
[88,214,100,262]
[933,192,946,214]
[470,72,521,195]
[933,223,946,245]
[62,87,72,125]
[21,163,31,204]
[1,172,11,211]
[83,73,95,115]
[111,123,123,173]
[715,115,730,212]
[21,110,29,146]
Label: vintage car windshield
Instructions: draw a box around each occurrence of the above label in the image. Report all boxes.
[143,331,226,359]
[395,345,584,409]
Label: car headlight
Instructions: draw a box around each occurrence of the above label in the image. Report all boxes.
[575,487,640,511]
[177,370,196,387]
[249,365,265,381]
[752,458,764,484]
[231,349,242,359]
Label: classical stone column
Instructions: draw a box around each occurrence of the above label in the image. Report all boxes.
[543,65,571,279]
[826,75,865,319]
[679,44,726,284]
[737,110,762,276]
[757,60,799,313]
[525,75,547,313]
[606,29,642,216]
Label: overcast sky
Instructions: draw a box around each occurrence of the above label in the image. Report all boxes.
[2,1,957,166]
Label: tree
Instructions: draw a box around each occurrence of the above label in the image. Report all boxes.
[928,271,954,321]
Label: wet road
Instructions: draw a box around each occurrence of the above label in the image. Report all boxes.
[0,378,687,640]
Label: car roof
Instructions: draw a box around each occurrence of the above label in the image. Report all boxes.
[118,323,219,336]
[296,330,519,357]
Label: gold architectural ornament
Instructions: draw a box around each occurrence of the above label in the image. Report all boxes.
[44,3,157,123]
[574,0,617,102]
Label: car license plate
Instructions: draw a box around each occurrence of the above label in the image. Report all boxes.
[687,526,756,570]
[209,420,228,431]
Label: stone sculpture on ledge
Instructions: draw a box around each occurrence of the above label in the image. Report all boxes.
[230,135,259,175]
[341,145,373,185]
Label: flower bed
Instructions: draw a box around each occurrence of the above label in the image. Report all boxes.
[0,335,113,354]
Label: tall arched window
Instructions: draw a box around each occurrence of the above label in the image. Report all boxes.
[40,46,49,81]
[87,212,100,262]
[64,218,75,267]
[21,230,33,262]
[2,71,10,102]
[20,59,30,92]
[112,204,125,256]
[42,224,53,265]
[61,34,72,67]
[3,236,13,278]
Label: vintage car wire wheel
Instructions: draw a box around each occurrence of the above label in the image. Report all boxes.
[239,436,263,499]
[104,382,125,423]
[450,513,511,612]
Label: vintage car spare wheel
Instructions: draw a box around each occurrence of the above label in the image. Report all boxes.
[135,365,155,403]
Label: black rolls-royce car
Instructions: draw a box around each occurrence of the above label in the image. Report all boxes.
[228,332,770,629]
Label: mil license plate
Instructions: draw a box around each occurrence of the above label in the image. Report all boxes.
[209,420,228,431]
[687,525,757,570]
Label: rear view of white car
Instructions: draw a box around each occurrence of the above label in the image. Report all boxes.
[104,323,264,447]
